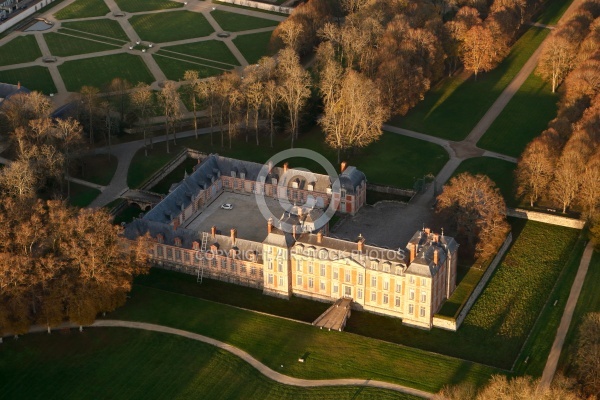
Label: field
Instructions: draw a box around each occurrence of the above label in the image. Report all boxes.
[0,35,41,67]
[161,40,240,66]
[67,182,101,207]
[210,9,280,31]
[477,72,558,158]
[44,32,119,57]
[54,0,110,19]
[129,11,214,43]
[70,154,118,186]
[60,19,130,41]
[389,27,550,141]
[114,0,183,12]
[0,66,57,94]
[451,157,517,207]
[58,53,154,92]
[0,328,418,400]
[232,30,273,64]
[152,54,225,80]
[536,0,574,25]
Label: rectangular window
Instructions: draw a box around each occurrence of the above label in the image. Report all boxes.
[420,307,426,317]
[320,281,326,291]
[383,280,389,290]
[371,276,377,287]
[333,268,339,280]
[371,292,376,302]
[383,294,388,304]
[410,276,415,284]
[408,304,414,314]
[320,264,326,277]
[268,260,273,270]
[251,267,256,275]
[166,248,173,259]
[184,252,190,262]
[241,265,247,274]
[175,250,181,260]
[230,263,236,272]
[345,272,351,283]
[308,277,314,288]
[308,262,313,274]
[277,260,283,272]
[395,283,402,293]
[268,274,273,284]
[296,261,302,272]
[409,289,415,300]
[296,275,303,286]
[221,260,227,269]
[421,278,427,286]
[357,288,363,299]
[421,292,427,303]
[157,246,163,257]
[332,284,338,294]
[395,297,401,307]
[279,276,284,287]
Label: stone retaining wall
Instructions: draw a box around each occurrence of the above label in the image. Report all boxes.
[366,183,416,198]
[0,0,55,33]
[507,208,585,229]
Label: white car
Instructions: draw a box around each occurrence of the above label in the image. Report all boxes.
[221,203,233,210]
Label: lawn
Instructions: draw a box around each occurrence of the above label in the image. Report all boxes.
[114,0,182,12]
[161,40,240,66]
[153,54,225,81]
[111,285,500,393]
[477,72,558,158]
[67,182,100,207]
[536,0,574,25]
[60,19,130,41]
[44,32,120,57]
[54,0,110,19]
[129,11,214,43]
[389,27,550,141]
[0,328,418,400]
[0,35,42,67]
[58,53,154,92]
[127,129,449,190]
[436,264,485,318]
[210,9,280,32]
[232,30,274,64]
[451,157,517,207]
[70,154,118,186]
[0,66,57,94]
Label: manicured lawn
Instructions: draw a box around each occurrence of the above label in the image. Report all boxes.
[451,157,517,207]
[153,54,225,81]
[71,154,118,186]
[232,30,274,64]
[0,328,418,400]
[212,0,289,16]
[44,32,119,57]
[0,35,41,67]
[60,19,130,41]
[67,182,100,207]
[210,10,279,32]
[389,27,550,141]
[129,11,214,43]
[436,264,485,318]
[477,72,558,158]
[161,40,240,66]
[128,129,448,190]
[111,285,500,393]
[0,66,57,94]
[114,0,182,12]
[54,0,110,19]
[59,53,154,92]
[536,0,574,25]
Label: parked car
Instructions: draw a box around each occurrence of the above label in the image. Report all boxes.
[221,203,233,210]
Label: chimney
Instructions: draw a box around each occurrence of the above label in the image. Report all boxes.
[211,225,217,238]
[297,207,303,218]
[433,249,438,265]
[267,218,273,234]
[424,227,431,235]
[433,234,439,243]
[283,162,289,174]
[317,230,323,244]
[17,81,20,90]
[357,234,365,253]
[409,243,415,263]
[292,224,297,239]
[268,161,273,172]
[340,161,347,173]
[230,228,237,245]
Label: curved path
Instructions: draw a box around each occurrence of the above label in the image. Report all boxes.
[27,319,433,399]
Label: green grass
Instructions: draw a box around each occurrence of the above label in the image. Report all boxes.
[58,53,154,92]
[210,10,279,32]
[129,11,214,43]
[212,0,289,16]
[44,32,120,57]
[477,72,558,158]
[67,182,100,207]
[451,157,517,207]
[54,0,110,19]
[128,129,448,190]
[71,154,118,186]
[0,328,418,400]
[114,0,182,12]
[161,40,240,66]
[153,54,225,81]
[111,285,499,393]
[58,29,125,46]
[389,27,550,141]
[536,0,574,25]
[437,265,485,318]
[0,66,57,94]
[60,19,130,41]
[232,30,274,64]
[0,35,42,67]
[365,191,412,205]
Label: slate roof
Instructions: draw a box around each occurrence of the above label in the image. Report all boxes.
[0,83,30,104]
[405,230,458,277]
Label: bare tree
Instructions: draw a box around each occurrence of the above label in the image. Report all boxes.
[276,47,311,148]
[79,86,100,144]
[107,77,132,124]
[183,70,201,139]
[278,19,304,53]
[158,81,182,153]
[54,118,85,198]
[574,312,600,398]
[130,83,154,156]
[516,135,558,207]
[538,34,577,93]
[263,80,278,148]
[0,159,38,199]
[461,25,498,79]
[578,149,600,219]
[550,136,591,213]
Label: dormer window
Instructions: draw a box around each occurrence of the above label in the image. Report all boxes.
[272,178,277,185]
[370,261,378,270]
[240,172,245,179]
[192,241,200,250]
[383,262,391,273]
[156,234,164,244]
[292,180,299,189]
[174,237,182,247]
[231,171,236,178]
[307,184,314,191]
